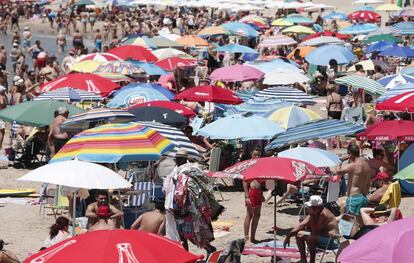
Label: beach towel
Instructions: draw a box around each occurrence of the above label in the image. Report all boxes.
[212,221,235,238]
[242,247,300,259]
[380,181,401,208]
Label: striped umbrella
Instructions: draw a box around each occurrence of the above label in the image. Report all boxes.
[76,53,121,63]
[335,75,386,96]
[34,87,103,102]
[70,60,102,73]
[376,83,414,102]
[367,27,402,37]
[121,36,157,49]
[258,35,297,48]
[51,123,175,163]
[61,108,136,132]
[348,10,381,22]
[254,86,316,105]
[298,36,344,46]
[94,72,132,83]
[265,119,365,150]
[95,61,144,75]
[378,74,414,89]
[152,48,194,60]
[392,22,414,35]
[136,121,201,160]
[223,98,292,116]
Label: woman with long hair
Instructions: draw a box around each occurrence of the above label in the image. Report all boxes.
[41,216,70,249]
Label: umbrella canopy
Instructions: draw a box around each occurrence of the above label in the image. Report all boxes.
[151,36,183,48]
[400,8,414,18]
[108,45,157,62]
[401,64,414,75]
[95,60,145,75]
[376,3,402,11]
[77,52,121,62]
[94,72,132,83]
[176,35,209,47]
[335,75,385,96]
[128,107,187,128]
[284,14,313,24]
[0,100,83,127]
[394,163,414,180]
[263,70,310,85]
[19,160,131,189]
[356,120,414,141]
[246,59,300,74]
[24,230,202,263]
[265,105,321,129]
[376,83,414,102]
[129,61,167,76]
[40,73,120,97]
[214,44,258,54]
[254,86,316,105]
[223,98,292,117]
[257,35,297,48]
[52,123,175,163]
[364,34,401,44]
[74,0,94,6]
[197,114,285,141]
[298,36,344,46]
[376,91,414,112]
[338,216,414,263]
[70,60,102,73]
[339,23,379,34]
[222,22,258,38]
[155,57,197,71]
[348,10,381,22]
[303,31,349,41]
[287,46,317,59]
[278,147,340,167]
[121,36,157,49]
[130,101,195,118]
[378,74,414,89]
[305,45,355,65]
[323,11,348,20]
[197,26,230,36]
[209,64,264,82]
[380,46,414,58]
[152,48,193,60]
[271,18,294,27]
[347,59,389,72]
[391,21,414,35]
[175,85,243,105]
[282,25,316,34]
[366,41,397,53]
[34,87,103,102]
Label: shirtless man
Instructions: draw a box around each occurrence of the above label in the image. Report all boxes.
[367,172,390,205]
[22,27,32,50]
[56,30,67,53]
[89,205,115,232]
[334,144,372,220]
[85,190,123,229]
[130,201,166,235]
[368,148,395,176]
[48,106,69,154]
[0,86,7,149]
[284,195,339,263]
[72,30,83,51]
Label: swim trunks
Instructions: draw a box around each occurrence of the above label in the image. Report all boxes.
[346,194,368,215]
[318,235,340,250]
[249,188,263,208]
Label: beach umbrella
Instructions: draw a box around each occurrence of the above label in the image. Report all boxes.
[376,91,414,112]
[348,10,381,22]
[152,48,193,60]
[305,45,355,65]
[151,36,183,48]
[391,22,414,35]
[376,83,414,102]
[303,31,349,41]
[338,21,353,29]
[223,98,292,117]
[108,45,157,62]
[209,64,264,82]
[353,0,384,3]
[322,11,348,20]
[265,119,365,150]
[400,8,414,18]
[367,26,402,36]
[356,120,414,141]
[95,60,145,75]
[379,46,414,58]
[0,100,83,127]
[111,83,173,98]
[339,23,379,34]
[40,73,120,97]
[128,107,187,128]
[278,147,340,167]
[254,86,316,105]
[376,3,402,11]
[366,41,396,53]
[76,52,121,62]
[335,75,385,95]
[378,74,414,90]
[298,36,344,46]
[282,25,316,35]
[129,61,167,76]
[197,26,230,36]
[245,59,300,74]
[175,85,243,105]
[73,0,94,6]
[401,64,414,76]
[197,114,284,141]
[175,35,209,47]
[60,108,136,132]
[284,14,313,24]
[155,57,197,71]
[222,22,259,38]
[121,35,157,49]
[287,46,317,59]
[347,59,389,72]
[51,122,175,163]
[94,72,132,83]
[69,60,102,73]
[393,163,414,180]
[130,101,195,118]
[271,18,294,27]
[24,230,202,263]
[214,44,258,54]
[33,87,103,102]
[265,105,321,129]
[263,70,310,85]
[257,35,297,48]
[304,3,335,12]
[364,34,401,44]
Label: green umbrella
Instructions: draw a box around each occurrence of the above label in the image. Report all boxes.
[394,163,414,181]
[151,36,183,48]
[364,34,401,44]
[0,100,84,127]
[335,75,386,96]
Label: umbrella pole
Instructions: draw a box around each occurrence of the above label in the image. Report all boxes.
[273,181,277,263]
[72,191,77,236]
[397,141,400,172]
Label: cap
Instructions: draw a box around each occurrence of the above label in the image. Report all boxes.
[305,195,323,208]
[96,205,111,217]
[175,148,189,158]
[13,42,18,47]
[373,172,390,181]
[57,106,68,115]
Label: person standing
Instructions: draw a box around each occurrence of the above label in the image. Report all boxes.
[56,30,67,53]
[94,29,102,52]
[48,107,69,154]
[0,86,7,149]
[326,84,343,120]
[22,27,32,50]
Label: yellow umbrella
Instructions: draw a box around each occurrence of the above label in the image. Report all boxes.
[282,25,315,35]
[271,18,294,27]
[266,105,321,129]
[287,46,317,59]
[176,35,209,47]
[197,26,229,36]
[70,60,102,73]
[376,4,402,11]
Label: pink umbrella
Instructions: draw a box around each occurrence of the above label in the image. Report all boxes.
[209,64,264,82]
[338,216,414,263]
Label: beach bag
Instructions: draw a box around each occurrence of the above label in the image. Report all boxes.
[324,201,341,217]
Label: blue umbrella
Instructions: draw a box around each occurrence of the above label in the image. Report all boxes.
[278,147,340,167]
[376,83,414,102]
[214,44,259,54]
[284,14,313,24]
[197,114,285,141]
[323,11,348,21]
[339,23,379,35]
[245,59,300,73]
[378,74,414,89]
[129,61,168,76]
[366,41,397,53]
[305,45,355,65]
[108,83,173,108]
[380,46,414,58]
[400,66,414,76]
[355,5,374,11]
[391,22,414,35]
[222,22,258,38]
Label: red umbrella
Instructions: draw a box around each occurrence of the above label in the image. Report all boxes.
[302,31,349,41]
[128,101,196,118]
[376,91,414,112]
[108,45,157,62]
[348,11,381,23]
[40,73,120,97]
[155,57,197,71]
[356,120,414,141]
[175,85,243,105]
[24,230,203,263]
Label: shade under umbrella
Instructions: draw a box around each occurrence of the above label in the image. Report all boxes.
[128,106,187,128]
[278,147,340,167]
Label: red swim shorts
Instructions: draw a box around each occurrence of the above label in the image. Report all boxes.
[249,188,263,208]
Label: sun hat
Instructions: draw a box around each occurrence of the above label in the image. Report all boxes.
[305,195,323,208]
[175,148,189,158]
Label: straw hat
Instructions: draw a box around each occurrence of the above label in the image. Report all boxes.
[175,148,189,159]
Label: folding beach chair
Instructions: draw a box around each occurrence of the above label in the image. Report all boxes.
[40,186,69,220]
[209,147,224,200]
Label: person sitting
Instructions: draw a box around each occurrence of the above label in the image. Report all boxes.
[368,148,396,176]
[41,216,70,249]
[361,206,401,226]
[85,190,123,229]
[0,239,19,263]
[284,195,339,263]
[89,204,115,232]
[130,200,166,235]
[367,172,390,206]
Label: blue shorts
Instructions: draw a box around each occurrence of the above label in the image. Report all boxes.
[346,194,368,215]
[318,235,340,250]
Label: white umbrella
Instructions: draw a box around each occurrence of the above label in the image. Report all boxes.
[278,147,340,167]
[263,70,310,85]
[353,0,384,4]
[298,36,344,47]
[152,48,191,60]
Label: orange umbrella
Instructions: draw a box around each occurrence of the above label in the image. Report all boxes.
[176,35,209,47]
[287,46,317,59]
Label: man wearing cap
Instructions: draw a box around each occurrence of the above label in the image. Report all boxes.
[368,172,390,205]
[284,195,339,263]
[0,85,6,149]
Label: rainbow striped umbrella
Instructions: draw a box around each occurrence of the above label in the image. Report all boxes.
[51,123,175,163]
